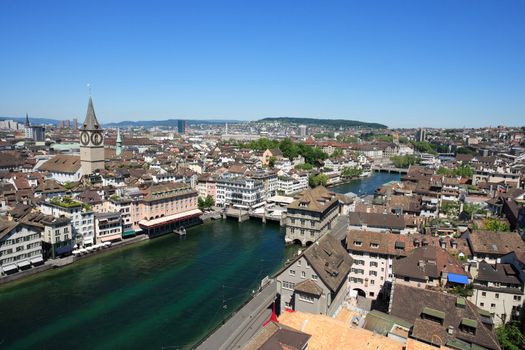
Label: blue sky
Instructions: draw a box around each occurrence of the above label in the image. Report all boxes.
[0,0,523,128]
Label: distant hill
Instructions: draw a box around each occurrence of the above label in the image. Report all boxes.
[258,117,387,129]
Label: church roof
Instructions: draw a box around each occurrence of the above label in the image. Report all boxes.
[81,97,102,130]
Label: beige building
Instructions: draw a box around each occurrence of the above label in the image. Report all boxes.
[285,186,340,246]
[0,219,43,275]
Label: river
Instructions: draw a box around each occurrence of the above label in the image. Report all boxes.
[0,172,400,349]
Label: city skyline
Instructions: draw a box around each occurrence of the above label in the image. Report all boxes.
[1,0,524,128]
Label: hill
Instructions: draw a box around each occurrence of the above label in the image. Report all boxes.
[258,117,387,129]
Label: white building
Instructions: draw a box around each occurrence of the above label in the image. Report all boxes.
[39,198,95,247]
[216,177,266,209]
[0,219,43,275]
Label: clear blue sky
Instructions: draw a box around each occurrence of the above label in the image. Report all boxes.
[1,0,524,128]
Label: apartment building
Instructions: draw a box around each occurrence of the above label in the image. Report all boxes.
[95,212,122,244]
[470,257,525,325]
[275,234,353,315]
[23,211,73,259]
[216,177,265,210]
[278,176,308,195]
[0,218,43,275]
[346,230,470,300]
[39,198,95,247]
[285,186,340,246]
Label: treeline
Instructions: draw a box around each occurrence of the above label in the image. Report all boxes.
[258,117,387,129]
[239,138,328,165]
[390,155,421,168]
[437,165,473,178]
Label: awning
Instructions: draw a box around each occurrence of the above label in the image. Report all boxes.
[18,260,31,268]
[56,244,73,255]
[448,273,469,285]
[100,234,121,242]
[30,257,44,265]
[122,230,136,237]
[2,264,18,273]
[138,209,202,229]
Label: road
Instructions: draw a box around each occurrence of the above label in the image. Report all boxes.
[196,280,277,350]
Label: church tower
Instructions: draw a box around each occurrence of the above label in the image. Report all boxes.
[80,97,105,175]
[116,128,122,156]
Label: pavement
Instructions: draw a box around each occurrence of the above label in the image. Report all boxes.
[196,280,277,350]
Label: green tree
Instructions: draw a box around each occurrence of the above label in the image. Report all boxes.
[331,148,344,158]
[411,141,437,155]
[268,156,277,168]
[198,197,205,210]
[309,173,328,187]
[390,155,420,168]
[341,166,362,178]
[484,218,510,232]
[204,195,215,208]
[295,163,313,171]
[497,322,525,350]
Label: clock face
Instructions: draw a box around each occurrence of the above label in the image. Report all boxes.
[80,131,90,145]
[91,131,103,146]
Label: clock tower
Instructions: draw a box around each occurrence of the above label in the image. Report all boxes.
[80,97,105,175]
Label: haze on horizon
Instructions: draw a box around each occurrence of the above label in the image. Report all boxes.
[0,0,524,129]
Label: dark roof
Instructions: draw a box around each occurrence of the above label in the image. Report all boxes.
[39,155,81,174]
[294,279,323,297]
[81,96,102,130]
[288,186,339,214]
[390,284,500,350]
[468,230,524,256]
[475,261,522,285]
[393,246,468,280]
[303,234,353,293]
[243,321,311,350]
[0,218,18,241]
[348,212,406,230]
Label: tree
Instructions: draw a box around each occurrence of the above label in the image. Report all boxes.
[441,201,460,219]
[341,166,362,178]
[411,141,437,155]
[331,148,344,158]
[198,197,206,210]
[309,173,328,187]
[268,156,277,168]
[63,182,76,190]
[204,195,215,208]
[484,218,510,232]
[390,155,420,168]
[295,163,313,171]
[497,322,525,350]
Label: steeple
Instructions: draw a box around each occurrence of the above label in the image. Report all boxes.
[82,97,101,130]
[25,113,30,127]
[116,128,122,156]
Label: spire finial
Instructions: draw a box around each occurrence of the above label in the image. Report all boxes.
[87,83,92,97]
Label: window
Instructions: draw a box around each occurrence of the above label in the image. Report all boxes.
[301,271,306,278]
[491,303,496,309]
[480,302,484,307]
[370,279,375,285]
[312,275,318,280]
[297,260,301,266]
[514,296,522,301]
[370,243,379,249]
[369,271,377,276]
[370,292,375,297]
[354,241,362,247]
[289,270,296,276]
[495,293,499,299]
[481,292,486,297]
[370,261,378,267]
[298,294,314,303]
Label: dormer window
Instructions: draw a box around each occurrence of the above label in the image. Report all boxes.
[354,241,362,247]
[370,242,379,248]
[460,318,477,335]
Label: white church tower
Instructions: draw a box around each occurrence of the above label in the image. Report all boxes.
[80,97,105,175]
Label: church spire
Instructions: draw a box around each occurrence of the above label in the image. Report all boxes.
[82,97,101,130]
[116,128,122,156]
[25,113,30,127]
[116,128,122,143]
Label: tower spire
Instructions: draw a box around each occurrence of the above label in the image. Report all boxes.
[82,97,101,130]
[25,113,30,127]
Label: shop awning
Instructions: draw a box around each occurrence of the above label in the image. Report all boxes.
[56,244,73,255]
[448,273,469,285]
[122,230,136,237]
[30,257,44,265]
[2,264,18,273]
[17,260,30,268]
